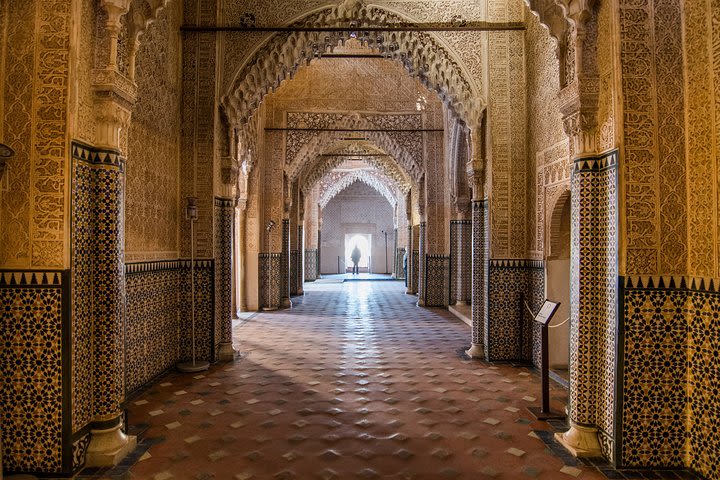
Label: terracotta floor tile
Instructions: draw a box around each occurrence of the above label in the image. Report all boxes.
[125,281,605,480]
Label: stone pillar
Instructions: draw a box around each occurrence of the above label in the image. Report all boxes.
[467,199,488,359]
[554,26,605,456]
[215,197,235,361]
[417,221,427,306]
[235,200,247,312]
[465,124,489,359]
[281,218,292,308]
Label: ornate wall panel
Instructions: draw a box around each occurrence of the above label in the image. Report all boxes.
[126,4,182,262]
[488,29,527,259]
[0,271,67,474]
[304,249,318,281]
[425,255,450,307]
[395,247,406,280]
[179,260,216,362]
[620,0,687,275]
[450,220,472,304]
[424,131,447,255]
[0,0,70,269]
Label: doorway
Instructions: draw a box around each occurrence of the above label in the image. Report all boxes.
[545,192,571,382]
[345,234,371,272]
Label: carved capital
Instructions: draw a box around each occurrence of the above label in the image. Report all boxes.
[559,76,599,157]
[466,160,486,201]
[93,94,132,151]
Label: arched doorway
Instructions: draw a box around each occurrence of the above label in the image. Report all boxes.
[545,191,571,379]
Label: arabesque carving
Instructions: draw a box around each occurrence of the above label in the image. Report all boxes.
[222,0,482,127]
[317,169,399,210]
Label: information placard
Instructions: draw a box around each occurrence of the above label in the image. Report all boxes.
[534,300,560,326]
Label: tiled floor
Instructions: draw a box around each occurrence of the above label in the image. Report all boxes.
[121,281,604,480]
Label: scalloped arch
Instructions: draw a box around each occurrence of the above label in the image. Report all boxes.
[318,170,398,210]
[287,114,423,184]
[222,0,483,128]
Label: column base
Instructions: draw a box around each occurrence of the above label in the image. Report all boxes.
[85,422,137,468]
[297,287,304,295]
[282,298,293,308]
[262,306,278,311]
[465,343,485,359]
[217,342,237,362]
[554,421,602,457]
[417,298,425,307]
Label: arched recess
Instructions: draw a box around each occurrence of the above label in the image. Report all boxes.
[317,169,399,210]
[222,0,483,128]
[545,189,571,371]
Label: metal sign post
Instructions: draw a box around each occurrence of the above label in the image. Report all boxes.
[527,300,566,420]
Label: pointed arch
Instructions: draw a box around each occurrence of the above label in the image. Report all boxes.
[318,170,398,210]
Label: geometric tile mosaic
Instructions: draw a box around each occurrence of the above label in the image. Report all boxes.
[487,260,544,363]
[0,272,66,474]
[214,198,234,358]
[304,249,318,282]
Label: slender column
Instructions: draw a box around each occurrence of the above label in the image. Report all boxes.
[215,197,235,361]
[417,221,427,306]
[281,219,292,308]
[405,224,414,294]
[235,201,247,312]
[465,123,488,359]
[466,199,488,358]
[297,225,304,295]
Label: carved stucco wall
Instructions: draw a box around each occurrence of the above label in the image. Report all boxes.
[524,12,567,258]
[126,2,182,262]
[488,10,527,259]
[0,0,71,269]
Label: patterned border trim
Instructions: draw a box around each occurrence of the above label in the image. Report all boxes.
[125,259,214,274]
[259,253,282,258]
[0,270,64,286]
[622,274,720,293]
[450,219,472,225]
[214,197,234,208]
[572,150,618,173]
[71,141,124,170]
[489,259,544,269]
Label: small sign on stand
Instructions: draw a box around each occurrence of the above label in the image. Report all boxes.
[527,300,566,420]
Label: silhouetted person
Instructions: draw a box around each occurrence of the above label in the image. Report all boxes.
[351,245,361,274]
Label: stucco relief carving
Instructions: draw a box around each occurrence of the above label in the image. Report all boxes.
[222,0,482,127]
[317,169,399,209]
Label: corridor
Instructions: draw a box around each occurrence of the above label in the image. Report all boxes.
[122,281,600,480]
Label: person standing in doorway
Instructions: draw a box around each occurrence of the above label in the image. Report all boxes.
[351,245,361,274]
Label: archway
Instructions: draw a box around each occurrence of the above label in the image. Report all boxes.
[545,190,571,379]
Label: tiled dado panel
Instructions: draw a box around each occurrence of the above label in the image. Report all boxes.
[125,259,216,392]
[486,260,544,363]
[179,260,215,363]
[304,249,318,281]
[281,220,290,302]
[290,250,300,295]
[411,250,419,294]
[125,261,181,394]
[71,142,125,432]
[395,247,406,280]
[259,253,281,309]
[214,198,234,357]
[0,271,71,475]
[425,255,450,307]
[618,277,720,477]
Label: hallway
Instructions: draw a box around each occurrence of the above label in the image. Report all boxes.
[121,281,601,480]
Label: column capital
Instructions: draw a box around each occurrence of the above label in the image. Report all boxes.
[559,76,599,158]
